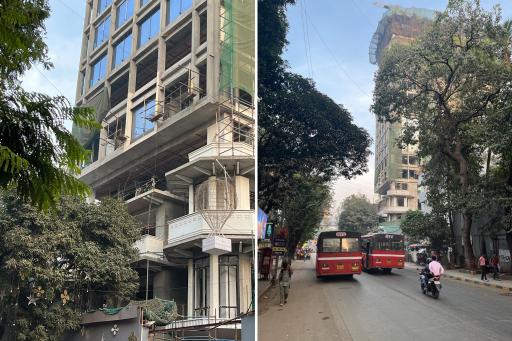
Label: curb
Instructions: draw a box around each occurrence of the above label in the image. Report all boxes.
[443,273,512,291]
[404,263,512,291]
[258,281,275,300]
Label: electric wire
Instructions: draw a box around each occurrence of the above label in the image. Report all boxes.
[309,21,371,98]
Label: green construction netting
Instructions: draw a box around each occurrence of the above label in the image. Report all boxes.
[388,121,402,180]
[219,0,255,100]
[72,87,110,147]
[141,298,178,326]
[99,307,124,315]
[86,299,178,326]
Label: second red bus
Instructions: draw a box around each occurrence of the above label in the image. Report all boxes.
[361,233,405,273]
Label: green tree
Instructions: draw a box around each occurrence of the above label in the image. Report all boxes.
[337,194,378,234]
[278,174,332,259]
[371,0,511,269]
[400,210,450,251]
[0,0,99,210]
[258,0,371,214]
[0,192,140,340]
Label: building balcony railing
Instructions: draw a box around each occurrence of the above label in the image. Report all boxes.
[166,210,254,248]
[385,189,416,197]
[378,206,411,215]
[134,235,166,261]
[188,142,254,162]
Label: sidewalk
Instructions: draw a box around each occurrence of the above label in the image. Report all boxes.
[405,262,512,292]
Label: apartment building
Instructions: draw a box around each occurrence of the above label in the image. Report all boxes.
[72,0,255,335]
[369,6,434,222]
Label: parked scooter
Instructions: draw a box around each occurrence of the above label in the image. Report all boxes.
[419,268,442,299]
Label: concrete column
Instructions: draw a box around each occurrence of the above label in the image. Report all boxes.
[209,254,219,317]
[190,5,200,103]
[206,0,220,99]
[155,204,167,240]
[238,253,252,313]
[187,259,194,316]
[189,185,194,214]
[124,60,137,145]
[235,176,250,210]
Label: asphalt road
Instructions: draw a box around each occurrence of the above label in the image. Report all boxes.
[258,255,512,341]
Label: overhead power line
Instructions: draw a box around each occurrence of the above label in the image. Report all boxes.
[309,21,371,98]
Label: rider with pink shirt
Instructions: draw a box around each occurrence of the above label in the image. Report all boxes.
[428,255,445,277]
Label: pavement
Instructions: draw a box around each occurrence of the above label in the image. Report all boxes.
[258,256,512,341]
[404,262,512,292]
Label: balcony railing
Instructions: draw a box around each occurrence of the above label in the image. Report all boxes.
[167,210,254,247]
[134,235,165,260]
[188,142,254,162]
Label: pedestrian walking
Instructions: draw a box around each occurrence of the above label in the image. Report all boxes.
[479,254,488,281]
[491,253,500,280]
[279,259,293,306]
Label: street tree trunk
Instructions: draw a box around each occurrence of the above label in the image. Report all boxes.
[452,140,476,270]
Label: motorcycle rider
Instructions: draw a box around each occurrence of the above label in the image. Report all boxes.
[420,258,431,291]
[428,255,445,278]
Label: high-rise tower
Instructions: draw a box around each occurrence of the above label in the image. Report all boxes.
[369,6,435,222]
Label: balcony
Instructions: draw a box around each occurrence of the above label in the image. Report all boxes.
[385,189,416,197]
[188,142,254,162]
[166,210,254,249]
[134,235,168,264]
[378,206,411,215]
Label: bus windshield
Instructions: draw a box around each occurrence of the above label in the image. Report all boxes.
[321,237,360,253]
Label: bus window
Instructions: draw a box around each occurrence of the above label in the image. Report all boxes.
[341,238,360,252]
[322,238,340,252]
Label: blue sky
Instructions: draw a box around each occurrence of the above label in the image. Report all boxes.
[22,0,86,130]
[283,0,512,210]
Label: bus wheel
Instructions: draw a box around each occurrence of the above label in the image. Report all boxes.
[382,268,392,274]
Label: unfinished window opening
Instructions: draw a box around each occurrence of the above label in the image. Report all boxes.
[198,62,207,98]
[238,89,252,106]
[105,114,126,156]
[135,50,158,91]
[164,23,192,70]
[163,73,193,119]
[135,270,154,300]
[233,122,253,145]
[199,11,207,45]
[110,72,129,108]
[194,257,209,317]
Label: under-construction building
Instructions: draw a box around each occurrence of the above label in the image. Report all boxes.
[369,6,435,222]
[72,0,254,339]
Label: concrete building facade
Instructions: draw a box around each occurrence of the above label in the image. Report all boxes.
[73,0,255,333]
[369,6,435,222]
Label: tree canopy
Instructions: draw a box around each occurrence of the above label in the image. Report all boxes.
[0,192,140,340]
[258,0,371,254]
[371,0,512,268]
[0,0,99,210]
[400,210,451,251]
[337,194,379,234]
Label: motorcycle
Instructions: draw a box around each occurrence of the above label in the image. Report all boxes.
[419,270,442,299]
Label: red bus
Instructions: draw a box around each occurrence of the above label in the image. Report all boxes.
[316,231,362,278]
[361,233,405,273]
